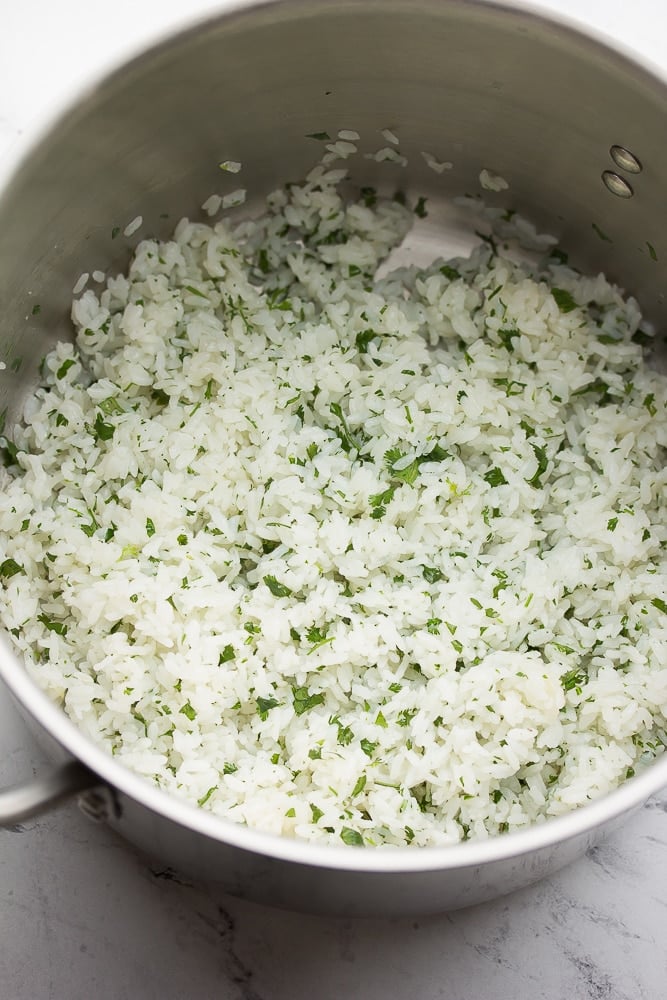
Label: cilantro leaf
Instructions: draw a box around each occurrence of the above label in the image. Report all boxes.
[292,686,325,715]
[263,575,293,598]
[484,467,507,487]
[526,445,548,488]
[551,288,578,313]
[256,695,280,720]
[0,558,23,579]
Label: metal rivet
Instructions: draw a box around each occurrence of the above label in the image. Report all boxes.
[610,145,642,173]
[602,171,633,198]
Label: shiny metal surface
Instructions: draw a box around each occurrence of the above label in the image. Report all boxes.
[602,169,634,197]
[0,0,666,914]
[0,760,97,824]
[609,143,643,173]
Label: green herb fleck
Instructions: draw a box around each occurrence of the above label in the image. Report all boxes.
[292,686,325,716]
[356,329,379,354]
[93,413,115,442]
[340,827,364,847]
[643,393,657,417]
[256,695,280,720]
[56,358,76,380]
[219,644,235,664]
[264,575,293,598]
[498,328,519,352]
[37,614,67,636]
[422,565,444,584]
[440,265,460,281]
[180,701,197,721]
[526,445,548,488]
[351,775,367,797]
[484,467,507,488]
[561,668,588,692]
[145,517,156,537]
[0,558,23,578]
[198,787,216,807]
[551,288,577,313]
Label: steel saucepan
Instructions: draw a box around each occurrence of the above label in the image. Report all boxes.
[0,0,665,915]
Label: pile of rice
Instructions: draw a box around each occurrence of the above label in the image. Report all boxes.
[0,156,666,848]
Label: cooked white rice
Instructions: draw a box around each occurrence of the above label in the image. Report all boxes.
[0,159,666,848]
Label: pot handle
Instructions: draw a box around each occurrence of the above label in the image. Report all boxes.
[0,760,100,825]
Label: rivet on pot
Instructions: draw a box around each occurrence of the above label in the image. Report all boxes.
[609,145,642,173]
[602,171,633,198]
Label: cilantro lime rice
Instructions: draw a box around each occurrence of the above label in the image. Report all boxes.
[0,158,665,848]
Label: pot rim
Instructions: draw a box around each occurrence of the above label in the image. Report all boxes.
[3,631,667,872]
[1,0,666,873]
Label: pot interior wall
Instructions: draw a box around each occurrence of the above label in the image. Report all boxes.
[0,0,665,424]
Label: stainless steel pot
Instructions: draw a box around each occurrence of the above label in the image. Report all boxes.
[0,0,665,916]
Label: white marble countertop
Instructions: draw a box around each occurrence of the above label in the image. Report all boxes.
[1,2,666,998]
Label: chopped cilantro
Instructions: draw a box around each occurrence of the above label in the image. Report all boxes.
[256,695,280,720]
[292,686,325,715]
[264,575,293,598]
[56,358,76,380]
[422,565,444,584]
[0,558,23,579]
[93,413,115,442]
[219,644,235,664]
[398,708,417,727]
[151,388,169,407]
[184,285,208,299]
[526,445,548,488]
[37,613,67,635]
[145,517,156,537]
[340,827,364,846]
[643,393,657,417]
[440,265,461,281]
[179,700,197,721]
[330,401,361,453]
[561,668,588,692]
[551,288,577,313]
[356,329,379,353]
[351,774,367,797]
[198,787,216,807]
[498,328,519,352]
[484,467,507,488]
